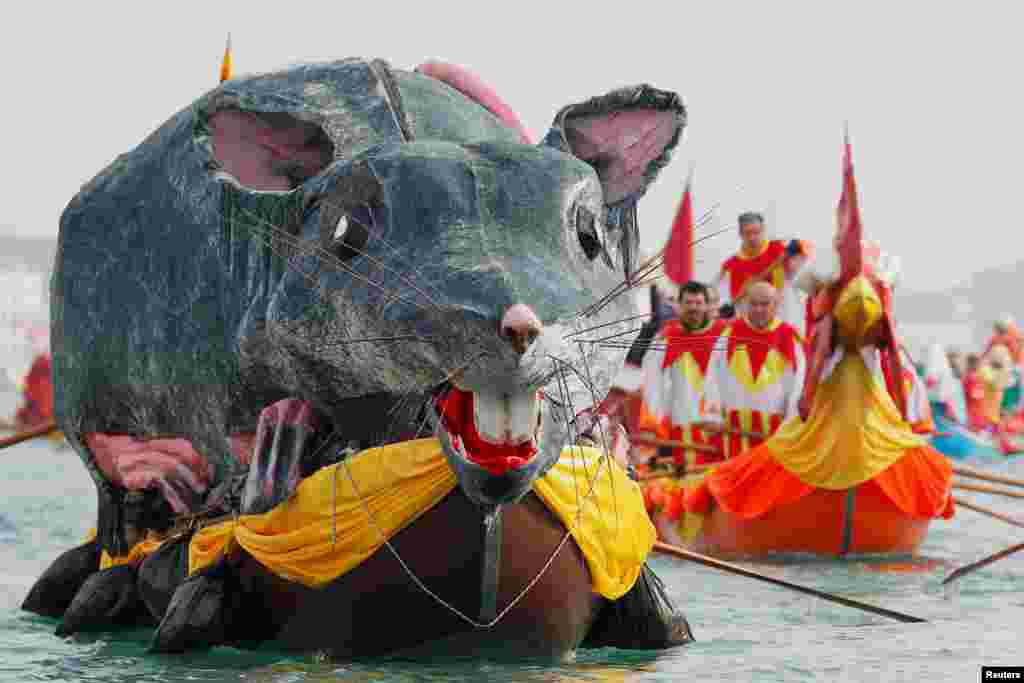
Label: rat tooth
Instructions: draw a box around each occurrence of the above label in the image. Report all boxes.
[472,390,539,445]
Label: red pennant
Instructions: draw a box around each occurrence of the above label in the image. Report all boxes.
[836,127,864,283]
[664,165,695,285]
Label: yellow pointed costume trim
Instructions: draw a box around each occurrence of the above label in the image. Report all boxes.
[674,351,707,394]
[726,347,790,394]
[720,321,790,394]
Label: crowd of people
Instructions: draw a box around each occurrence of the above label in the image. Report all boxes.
[924,318,1024,454]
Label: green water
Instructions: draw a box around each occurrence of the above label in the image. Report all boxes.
[1,441,1021,682]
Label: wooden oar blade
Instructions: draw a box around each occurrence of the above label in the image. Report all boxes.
[0,420,58,450]
[953,465,1024,490]
[942,541,1024,586]
[652,541,926,623]
[953,496,1024,529]
[953,482,1024,500]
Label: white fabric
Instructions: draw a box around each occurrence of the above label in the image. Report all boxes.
[923,343,961,417]
[639,326,723,429]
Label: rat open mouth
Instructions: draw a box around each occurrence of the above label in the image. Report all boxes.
[433,385,543,476]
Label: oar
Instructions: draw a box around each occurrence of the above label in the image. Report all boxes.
[631,434,721,455]
[953,465,1024,490]
[0,420,59,450]
[953,496,1024,529]
[639,466,712,482]
[942,540,1024,585]
[652,541,926,623]
[953,482,1024,500]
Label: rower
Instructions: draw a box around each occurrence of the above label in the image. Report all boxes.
[701,281,807,458]
[962,354,994,432]
[638,280,728,468]
[714,211,812,333]
[985,317,1024,369]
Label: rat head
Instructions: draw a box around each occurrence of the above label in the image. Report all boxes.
[51,60,684,542]
[223,67,686,507]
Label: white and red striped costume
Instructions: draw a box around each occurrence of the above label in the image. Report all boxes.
[702,317,807,458]
[639,318,729,466]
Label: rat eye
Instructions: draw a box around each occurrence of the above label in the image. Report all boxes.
[576,206,602,261]
[328,207,372,261]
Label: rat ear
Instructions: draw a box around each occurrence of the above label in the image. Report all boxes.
[541,85,685,281]
[540,85,686,208]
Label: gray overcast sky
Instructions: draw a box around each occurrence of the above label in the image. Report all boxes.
[1,1,1020,292]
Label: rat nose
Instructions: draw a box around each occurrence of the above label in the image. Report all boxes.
[500,304,543,355]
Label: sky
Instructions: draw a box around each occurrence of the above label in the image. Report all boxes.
[1,1,1021,292]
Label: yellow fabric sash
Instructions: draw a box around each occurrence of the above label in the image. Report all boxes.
[763,352,927,489]
[83,528,165,570]
[89,439,654,601]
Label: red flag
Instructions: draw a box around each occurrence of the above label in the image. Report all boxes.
[664,165,695,285]
[835,126,863,282]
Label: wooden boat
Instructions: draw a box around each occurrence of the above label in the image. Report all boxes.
[681,480,929,557]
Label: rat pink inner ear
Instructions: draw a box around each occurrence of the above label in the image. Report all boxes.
[208,109,335,191]
[415,60,535,144]
[563,109,679,206]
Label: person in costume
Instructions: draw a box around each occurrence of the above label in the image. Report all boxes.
[14,352,54,430]
[701,281,807,459]
[980,344,1024,454]
[946,348,965,380]
[994,347,1023,418]
[923,343,967,425]
[639,280,728,469]
[978,349,1009,428]
[600,285,679,466]
[985,317,1024,368]
[962,354,994,432]
[715,211,812,334]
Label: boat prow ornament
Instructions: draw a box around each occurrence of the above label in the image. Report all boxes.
[23,55,695,659]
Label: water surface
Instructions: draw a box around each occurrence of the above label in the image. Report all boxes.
[2,440,1021,682]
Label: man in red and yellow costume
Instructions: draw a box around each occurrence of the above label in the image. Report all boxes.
[701,281,807,459]
[715,212,812,335]
[639,280,728,468]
